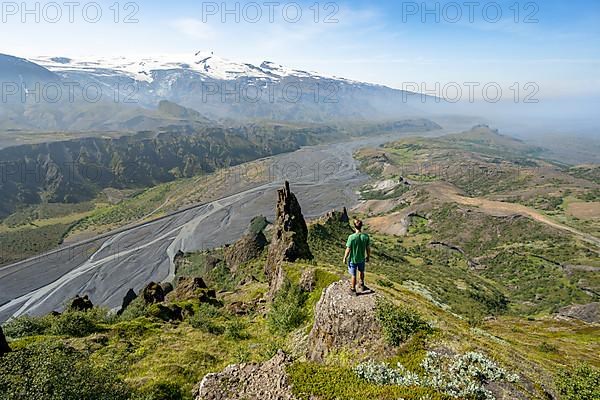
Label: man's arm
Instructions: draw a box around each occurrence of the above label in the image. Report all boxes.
[366,244,371,262]
[343,247,351,264]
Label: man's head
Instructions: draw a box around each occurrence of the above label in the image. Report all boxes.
[353,219,363,232]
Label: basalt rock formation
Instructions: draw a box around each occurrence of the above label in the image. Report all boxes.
[142,282,165,304]
[117,289,138,315]
[265,181,313,293]
[307,280,386,362]
[224,220,268,273]
[324,207,350,224]
[194,350,296,400]
[69,295,93,312]
[169,277,218,305]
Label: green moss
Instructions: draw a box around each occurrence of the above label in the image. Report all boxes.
[287,362,449,400]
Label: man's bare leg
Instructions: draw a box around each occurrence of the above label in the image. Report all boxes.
[350,275,357,291]
[359,271,365,289]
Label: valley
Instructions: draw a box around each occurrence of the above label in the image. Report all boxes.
[0,122,457,323]
[1,123,599,400]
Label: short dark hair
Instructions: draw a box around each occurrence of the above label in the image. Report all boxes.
[353,219,363,230]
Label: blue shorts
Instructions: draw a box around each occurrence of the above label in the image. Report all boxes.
[348,261,366,276]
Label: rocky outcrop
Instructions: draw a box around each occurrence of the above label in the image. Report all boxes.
[307,280,384,362]
[557,302,600,324]
[142,282,165,304]
[194,350,296,400]
[161,282,174,295]
[0,326,10,355]
[169,277,218,305]
[149,303,183,322]
[117,289,138,315]
[299,269,316,292]
[224,227,268,273]
[324,207,349,224]
[69,295,93,312]
[265,181,313,293]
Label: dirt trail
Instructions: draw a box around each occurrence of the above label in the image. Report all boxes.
[428,182,600,249]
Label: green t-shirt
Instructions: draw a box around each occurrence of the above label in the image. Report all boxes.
[346,232,370,264]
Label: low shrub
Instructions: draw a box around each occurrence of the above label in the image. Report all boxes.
[538,341,559,354]
[374,299,432,346]
[354,360,421,386]
[0,342,131,400]
[268,280,307,335]
[2,315,52,338]
[50,311,103,337]
[224,320,249,340]
[354,351,519,400]
[119,297,149,321]
[197,303,222,318]
[376,279,394,288]
[421,351,519,400]
[133,380,184,400]
[556,364,600,400]
[289,362,446,400]
[188,313,224,335]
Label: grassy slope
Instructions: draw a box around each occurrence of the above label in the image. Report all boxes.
[354,128,600,317]
[2,126,598,399]
[3,216,599,400]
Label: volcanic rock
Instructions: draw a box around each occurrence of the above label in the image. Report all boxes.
[117,289,137,315]
[142,282,165,304]
[299,269,316,292]
[307,280,385,362]
[558,302,600,323]
[224,229,268,273]
[194,350,296,400]
[69,295,93,312]
[265,181,313,293]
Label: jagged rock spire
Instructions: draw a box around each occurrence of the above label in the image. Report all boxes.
[265,181,313,293]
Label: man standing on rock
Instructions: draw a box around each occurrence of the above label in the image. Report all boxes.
[343,219,371,295]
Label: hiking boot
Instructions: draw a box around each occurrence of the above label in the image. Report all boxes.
[349,287,358,297]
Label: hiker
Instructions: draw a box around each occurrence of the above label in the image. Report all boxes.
[343,219,371,295]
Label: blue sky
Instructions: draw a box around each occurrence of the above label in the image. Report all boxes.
[2,0,599,98]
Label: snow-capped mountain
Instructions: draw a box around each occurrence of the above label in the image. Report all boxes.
[0,51,432,131]
[31,51,362,84]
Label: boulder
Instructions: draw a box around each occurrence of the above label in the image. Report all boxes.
[117,288,137,315]
[265,182,313,294]
[161,282,174,295]
[142,282,165,304]
[194,350,296,400]
[205,254,223,271]
[170,277,219,305]
[172,277,207,299]
[69,294,93,312]
[149,303,183,322]
[558,302,600,324]
[0,326,10,355]
[307,280,384,362]
[226,301,254,316]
